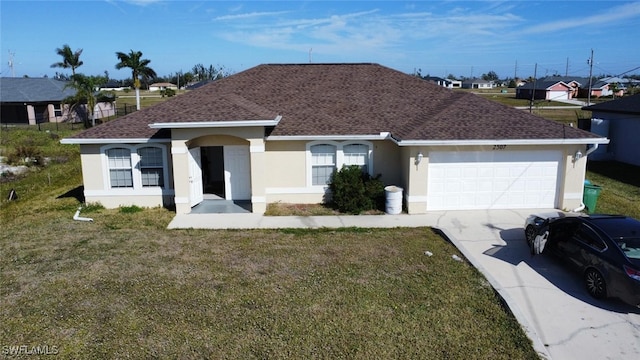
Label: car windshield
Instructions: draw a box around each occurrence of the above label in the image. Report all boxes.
[617,238,640,259]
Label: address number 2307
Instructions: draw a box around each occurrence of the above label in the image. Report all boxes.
[493,145,507,150]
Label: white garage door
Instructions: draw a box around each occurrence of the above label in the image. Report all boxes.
[548,90,568,100]
[427,150,561,211]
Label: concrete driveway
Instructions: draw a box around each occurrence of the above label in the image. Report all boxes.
[438,210,640,360]
[169,209,640,359]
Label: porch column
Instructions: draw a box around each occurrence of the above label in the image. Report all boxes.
[249,140,267,214]
[405,147,429,214]
[171,140,191,214]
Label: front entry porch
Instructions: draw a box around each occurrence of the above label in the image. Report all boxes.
[190,195,252,214]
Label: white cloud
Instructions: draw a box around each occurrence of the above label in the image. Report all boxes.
[214,11,291,21]
[523,1,640,34]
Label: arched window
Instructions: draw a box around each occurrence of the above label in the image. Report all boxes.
[107,148,133,188]
[343,143,369,173]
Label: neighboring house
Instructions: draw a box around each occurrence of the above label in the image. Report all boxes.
[423,76,453,89]
[1,77,115,124]
[149,82,178,91]
[581,94,640,166]
[515,80,572,101]
[461,79,493,89]
[578,80,623,98]
[545,76,625,98]
[61,63,608,214]
[449,79,462,88]
[1,77,77,124]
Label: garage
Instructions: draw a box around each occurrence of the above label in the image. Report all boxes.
[547,90,569,101]
[427,150,562,211]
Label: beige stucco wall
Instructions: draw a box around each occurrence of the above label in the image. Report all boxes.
[77,129,591,216]
[263,139,403,206]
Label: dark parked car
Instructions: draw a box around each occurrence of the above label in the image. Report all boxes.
[524,212,640,307]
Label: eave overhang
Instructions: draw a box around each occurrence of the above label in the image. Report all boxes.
[266,132,392,141]
[395,138,610,146]
[60,138,170,145]
[149,115,282,129]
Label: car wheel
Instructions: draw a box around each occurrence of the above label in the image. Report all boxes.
[584,268,607,299]
[525,226,537,249]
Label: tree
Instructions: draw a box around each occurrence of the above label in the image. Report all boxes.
[115,50,157,110]
[51,44,84,76]
[481,71,499,81]
[63,74,109,127]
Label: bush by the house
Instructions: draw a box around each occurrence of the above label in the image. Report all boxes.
[329,165,384,214]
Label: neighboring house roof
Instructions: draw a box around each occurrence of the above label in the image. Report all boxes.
[150,82,176,87]
[583,94,640,115]
[424,76,451,84]
[101,80,128,88]
[517,80,570,90]
[0,77,77,102]
[185,80,216,90]
[462,78,491,84]
[65,63,602,143]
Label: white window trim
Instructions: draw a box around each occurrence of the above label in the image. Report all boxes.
[101,144,169,193]
[306,140,373,188]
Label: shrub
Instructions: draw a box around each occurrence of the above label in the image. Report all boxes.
[328,165,384,214]
[160,88,176,97]
[6,145,43,166]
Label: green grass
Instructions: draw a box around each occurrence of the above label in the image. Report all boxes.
[586,161,640,218]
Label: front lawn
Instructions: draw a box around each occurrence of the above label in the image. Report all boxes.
[0,207,538,358]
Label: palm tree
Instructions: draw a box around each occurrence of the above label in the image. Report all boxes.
[63,74,108,127]
[51,44,84,76]
[115,50,157,110]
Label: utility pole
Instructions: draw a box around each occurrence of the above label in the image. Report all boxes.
[8,50,15,77]
[529,63,537,114]
[587,49,594,106]
[565,57,569,77]
[514,60,518,80]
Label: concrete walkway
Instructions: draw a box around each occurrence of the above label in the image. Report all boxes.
[168,210,640,360]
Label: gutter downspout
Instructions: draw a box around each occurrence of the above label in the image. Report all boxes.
[73,207,93,222]
[572,143,600,212]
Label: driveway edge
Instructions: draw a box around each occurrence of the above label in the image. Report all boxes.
[436,227,552,360]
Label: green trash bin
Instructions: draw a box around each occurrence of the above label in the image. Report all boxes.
[583,184,602,214]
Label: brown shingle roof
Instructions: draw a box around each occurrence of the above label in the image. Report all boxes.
[66,63,600,142]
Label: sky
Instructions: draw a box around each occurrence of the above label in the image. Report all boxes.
[1,0,639,80]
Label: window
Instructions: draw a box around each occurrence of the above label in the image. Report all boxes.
[107,148,133,188]
[103,144,167,190]
[53,104,63,117]
[343,143,369,172]
[307,141,372,187]
[311,144,336,186]
[575,225,607,252]
[138,147,164,187]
